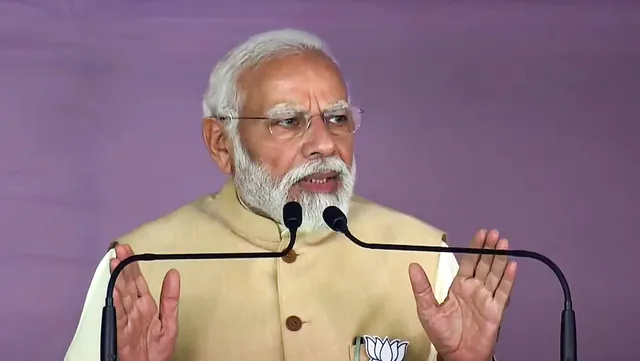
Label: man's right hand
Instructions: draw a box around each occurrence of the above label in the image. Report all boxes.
[110,244,181,361]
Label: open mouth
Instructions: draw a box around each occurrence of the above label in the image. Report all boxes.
[296,171,340,193]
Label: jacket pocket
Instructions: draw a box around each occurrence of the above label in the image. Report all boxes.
[348,337,369,361]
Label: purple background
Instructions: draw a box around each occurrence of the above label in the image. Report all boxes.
[1,1,639,360]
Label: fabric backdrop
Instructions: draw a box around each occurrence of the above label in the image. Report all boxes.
[1,1,638,360]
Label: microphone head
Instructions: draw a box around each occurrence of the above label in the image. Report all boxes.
[282,201,303,230]
[322,206,348,233]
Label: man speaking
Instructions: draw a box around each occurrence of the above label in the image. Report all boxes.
[64,29,516,361]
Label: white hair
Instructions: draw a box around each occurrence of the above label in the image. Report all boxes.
[201,29,337,136]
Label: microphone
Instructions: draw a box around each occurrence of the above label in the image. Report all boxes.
[322,206,576,361]
[100,201,303,361]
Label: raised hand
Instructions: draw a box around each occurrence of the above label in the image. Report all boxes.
[409,229,517,361]
[110,244,181,361]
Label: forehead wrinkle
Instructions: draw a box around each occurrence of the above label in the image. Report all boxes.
[306,90,348,113]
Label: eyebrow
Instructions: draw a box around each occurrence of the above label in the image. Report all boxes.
[264,100,349,118]
[323,100,349,113]
[265,103,304,118]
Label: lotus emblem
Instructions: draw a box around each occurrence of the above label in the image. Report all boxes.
[363,335,409,361]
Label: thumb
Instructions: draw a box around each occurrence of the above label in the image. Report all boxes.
[159,269,181,331]
[409,263,440,319]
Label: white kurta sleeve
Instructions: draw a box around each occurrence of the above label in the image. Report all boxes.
[64,249,115,361]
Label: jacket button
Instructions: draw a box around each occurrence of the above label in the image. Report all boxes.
[285,315,303,331]
[281,250,297,263]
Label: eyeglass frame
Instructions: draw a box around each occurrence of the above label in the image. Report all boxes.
[212,105,364,140]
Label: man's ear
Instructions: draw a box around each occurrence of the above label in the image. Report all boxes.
[202,117,233,174]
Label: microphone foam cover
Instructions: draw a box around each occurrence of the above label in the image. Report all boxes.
[322,206,347,232]
[283,201,303,229]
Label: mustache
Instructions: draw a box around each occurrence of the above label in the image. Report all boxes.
[282,157,351,185]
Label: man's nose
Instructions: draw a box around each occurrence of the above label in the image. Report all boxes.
[301,116,337,159]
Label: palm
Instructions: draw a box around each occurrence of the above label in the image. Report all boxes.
[111,244,181,361]
[409,229,517,361]
[117,295,168,361]
[427,276,503,358]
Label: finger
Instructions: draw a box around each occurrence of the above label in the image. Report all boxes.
[114,288,128,331]
[114,288,134,350]
[458,229,487,278]
[408,263,440,320]
[123,244,151,297]
[494,261,517,307]
[111,258,134,315]
[115,245,140,301]
[474,229,500,281]
[485,238,510,295]
[159,269,181,334]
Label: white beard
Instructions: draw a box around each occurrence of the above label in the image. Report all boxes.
[229,135,356,234]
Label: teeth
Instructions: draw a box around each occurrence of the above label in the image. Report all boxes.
[308,178,328,184]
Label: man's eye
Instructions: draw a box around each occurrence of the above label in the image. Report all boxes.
[275,118,300,127]
[328,115,348,124]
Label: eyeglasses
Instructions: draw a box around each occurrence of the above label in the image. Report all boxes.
[216,105,364,140]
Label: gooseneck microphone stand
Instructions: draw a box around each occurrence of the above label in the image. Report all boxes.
[322,205,577,361]
[100,201,303,361]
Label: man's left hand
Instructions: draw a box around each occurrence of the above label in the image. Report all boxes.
[409,229,517,361]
